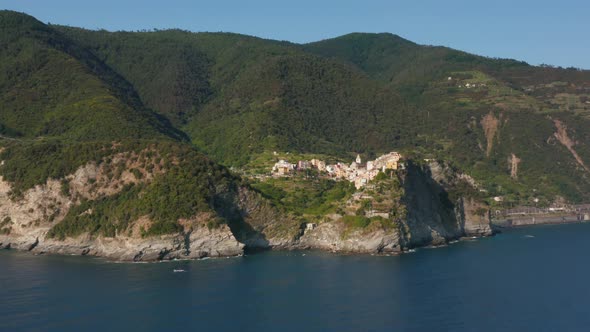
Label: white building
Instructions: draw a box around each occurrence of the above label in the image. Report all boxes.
[272,160,295,175]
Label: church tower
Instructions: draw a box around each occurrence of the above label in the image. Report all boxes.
[356,154,361,164]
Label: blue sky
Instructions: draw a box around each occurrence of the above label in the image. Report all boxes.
[2,0,589,69]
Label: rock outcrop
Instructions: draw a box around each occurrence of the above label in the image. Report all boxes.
[458,198,494,236]
[0,157,493,260]
[0,224,243,261]
[481,112,500,157]
[553,119,590,172]
[237,160,493,254]
[0,147,250,261]
[398,161,493,248]
[297,222,401,254]
[400,161,462,247]
[0,173,244,260]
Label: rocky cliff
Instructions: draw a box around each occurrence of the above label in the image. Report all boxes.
[0,168,244,261]
[0,153,492,260]
[245,160,493,255]
[297,221,402,254]
[399,161,493,248]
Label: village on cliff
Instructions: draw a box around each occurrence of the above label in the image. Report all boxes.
[271,152,403,189]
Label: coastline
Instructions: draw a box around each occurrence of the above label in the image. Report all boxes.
[0,229,494,262]
[10,215,586,263]
[493,214,588,229]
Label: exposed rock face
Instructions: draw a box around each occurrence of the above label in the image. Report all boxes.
[481,112,500,157]
[0,157,493,260]
[0,164,244,261]
[553,119,589,172]
[213,187,303,249]
[0,224,243,261]
[399,161,493,248]
[509,153,521,180]
[68,153,161,200]
[457,198,494,236]
[297,222,401,254]
[0,176,72,248]
[237,160,493,254]
[400,162,463,247]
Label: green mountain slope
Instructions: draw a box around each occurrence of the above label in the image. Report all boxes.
[0,12,258,242]
[2,11,590,205]
[303,33,529,83]
[54,27,419,162]
[304,33,590,202]
[0,11,183,141]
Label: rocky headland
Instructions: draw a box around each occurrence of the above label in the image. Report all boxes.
[0,157,493,261]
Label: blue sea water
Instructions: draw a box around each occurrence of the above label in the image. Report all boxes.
[2,223,590,332]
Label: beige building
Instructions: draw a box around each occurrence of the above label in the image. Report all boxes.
[272,160,295,175]
[310,159,326,171]
[374,152,401,171]
[270,151,403,189]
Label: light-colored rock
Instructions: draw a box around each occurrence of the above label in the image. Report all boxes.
[0,176,73,245]
[459,198,494,236]
[298,222,401,254]
[0,162,244,261]
[0,153,493,260]
[1,223,243,261]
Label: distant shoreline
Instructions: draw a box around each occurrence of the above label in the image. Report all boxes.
[493,214,588,228]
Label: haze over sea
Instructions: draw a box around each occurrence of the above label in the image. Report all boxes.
[2,223,590,332]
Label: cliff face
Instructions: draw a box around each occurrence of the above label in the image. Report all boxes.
[0,156,492,260]
[398,161,493,248]
[400,162,463,247]
[214,188,303,249]
[458,197,494,236]
[297,222,402,254]
[0,172,244,261]
[0,224,243,261]
[245,160,493,255]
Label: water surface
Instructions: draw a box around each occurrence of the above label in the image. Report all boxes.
[2,223,590,331]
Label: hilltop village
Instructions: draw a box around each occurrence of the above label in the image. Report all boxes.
[271,152,403,189]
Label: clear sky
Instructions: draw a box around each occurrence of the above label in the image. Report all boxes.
[1,0,589,69]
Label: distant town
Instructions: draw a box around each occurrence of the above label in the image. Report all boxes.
[271,152,403,189]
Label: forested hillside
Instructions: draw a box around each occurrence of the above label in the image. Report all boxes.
[0,11,185,141]
[3,10,590,206]
[0,11,250,242]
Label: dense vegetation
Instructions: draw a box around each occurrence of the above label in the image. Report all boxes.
[0,11,183,141]
[39,141,240,239]
[0,140,118,196]
[2,8,590,226]
[48,20,590,204]
[52,26,421,161]
[252,175,356,218]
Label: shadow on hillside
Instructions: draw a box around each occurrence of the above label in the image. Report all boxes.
[213,193,271,250]
[402,161,462,247]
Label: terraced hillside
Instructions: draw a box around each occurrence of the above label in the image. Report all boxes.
[51,22,590,204]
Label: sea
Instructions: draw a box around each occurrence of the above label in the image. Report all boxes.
[2,223,590,332]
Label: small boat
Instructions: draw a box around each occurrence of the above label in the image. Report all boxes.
[173,269,185,273]
[524,235,535,238]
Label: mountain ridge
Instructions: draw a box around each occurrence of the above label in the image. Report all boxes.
[1,10,590,261]
[3,10,590,205]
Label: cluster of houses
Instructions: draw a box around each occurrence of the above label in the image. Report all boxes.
[458,82,487,89]
[271,152,403,189]
[447,76,487,89]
